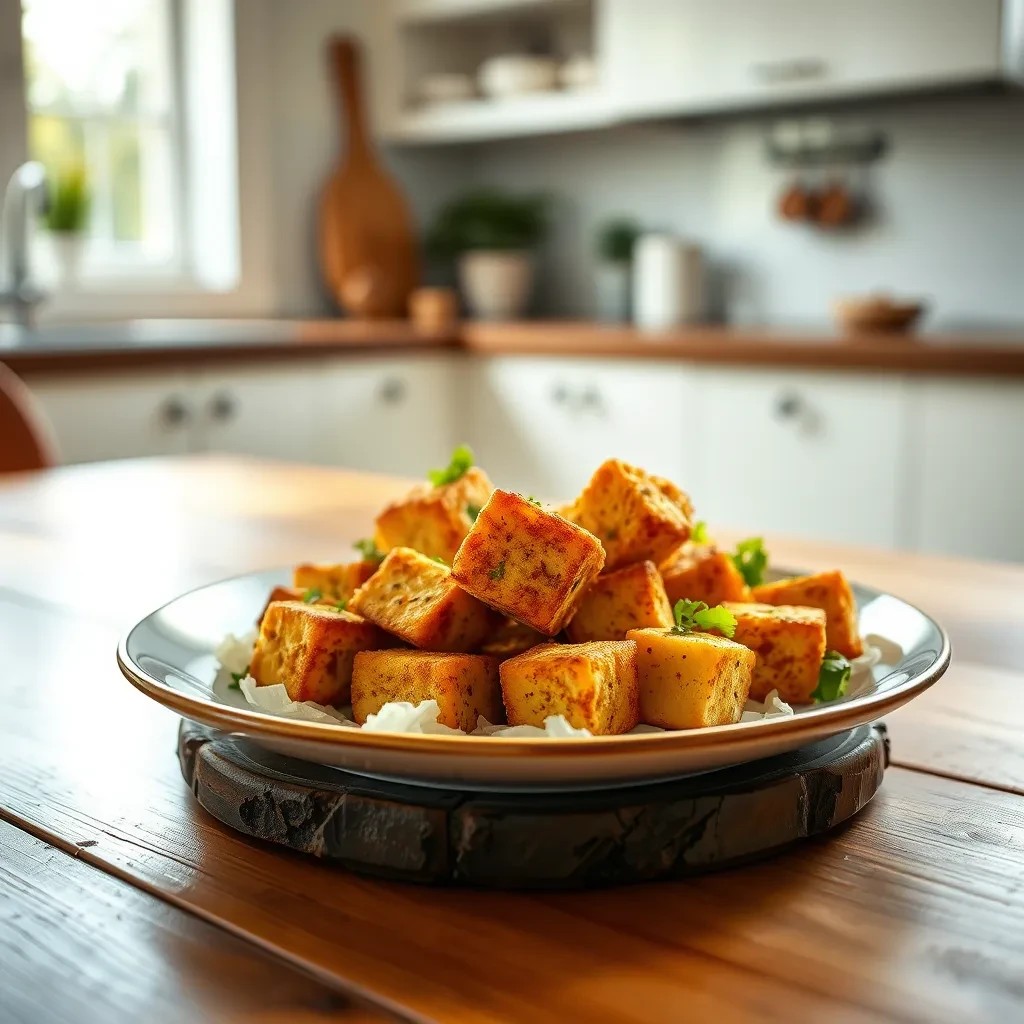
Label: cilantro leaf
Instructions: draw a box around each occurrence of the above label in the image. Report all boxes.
[428,444,474,487]
[466,503,482,523]
[670,599,737,638]
[812,650,852,703]
[353,539,385,564]
[301,588,322,604]
[488,559,506,581]
[333,599,347,613]
[691,520,710,544]
[228,666,249,690]
[731,536,768,588]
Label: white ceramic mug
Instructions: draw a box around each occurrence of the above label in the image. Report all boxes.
[633,234,705,330]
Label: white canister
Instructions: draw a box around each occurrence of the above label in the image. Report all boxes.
[632,233,705,330]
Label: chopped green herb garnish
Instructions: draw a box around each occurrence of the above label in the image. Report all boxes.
[731,536,768,588]
[812,650,852,703]
[228,666,249,690]
[670,599,737,638]
[691,520,710,544]
[523,494,543,507]
[466,503,482,523]
[428,444,474,487]
[302,588,322,604]
[333,599,348,613]
[431,555,448,566]
[488,559,506,581]
[353,538,385,563]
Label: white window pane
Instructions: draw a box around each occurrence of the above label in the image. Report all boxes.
[23,0,173,116]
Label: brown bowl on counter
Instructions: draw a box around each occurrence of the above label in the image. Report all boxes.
[833,296,925,335]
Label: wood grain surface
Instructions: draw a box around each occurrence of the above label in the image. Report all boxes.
[0,819,396,1024]
[5,319,1024,377]
[1,456,1024,1022]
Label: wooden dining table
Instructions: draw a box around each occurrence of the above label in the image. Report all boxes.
[2,454,1023,1024]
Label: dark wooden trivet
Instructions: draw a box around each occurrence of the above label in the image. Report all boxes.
[178,720,888,889]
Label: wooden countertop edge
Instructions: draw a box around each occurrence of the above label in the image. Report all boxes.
[4,318,1024,377]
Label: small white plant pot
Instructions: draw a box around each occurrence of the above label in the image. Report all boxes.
[51,233,85,288]
[457,250,534,320]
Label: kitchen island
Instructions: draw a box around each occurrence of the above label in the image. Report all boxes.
[1,456,1022,1023]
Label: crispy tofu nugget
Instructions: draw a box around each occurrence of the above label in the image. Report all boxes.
[500,640,639,735]
[715,602,828,704]
[351,650,503,731]
[627,628,755,729]
[564,459,693,570]
[292,561,377,603]
[566,561,673,643]
[373,466,494,564]
[660,544,752,606]
[348,546,500,651]
[256,585,304,626]
[249,600,386,705]
[451,490,605,635]
[752,570,863,659]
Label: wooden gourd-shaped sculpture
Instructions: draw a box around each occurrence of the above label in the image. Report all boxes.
[318,35,418,318]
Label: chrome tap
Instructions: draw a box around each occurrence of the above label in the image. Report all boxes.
[0,161,48,328]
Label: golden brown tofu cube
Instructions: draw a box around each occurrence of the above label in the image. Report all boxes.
[752,570,863,659]
[660,544,753,606]
[566,561,673,643]
[564,460,693,570]
[627,628,755,729]
[451,490,606,635]
[373,466,494,564]
[351,650,503,731]
[716,602,828,704]
[256,585,304,626]
[499,640,639,735]
[348,546,500,651]
[479,618,547,660]
[292,561,377,603]
[249,600,386,705]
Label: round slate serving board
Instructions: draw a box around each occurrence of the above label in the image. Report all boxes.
[178,721,888,888]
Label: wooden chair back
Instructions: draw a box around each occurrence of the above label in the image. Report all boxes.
[0,362,56,473]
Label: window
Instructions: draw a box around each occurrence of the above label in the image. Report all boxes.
[22,0,184,276]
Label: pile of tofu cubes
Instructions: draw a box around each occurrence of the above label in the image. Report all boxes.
[249,458,863,736]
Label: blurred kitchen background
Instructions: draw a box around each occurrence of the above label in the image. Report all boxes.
[1,0,1022,561]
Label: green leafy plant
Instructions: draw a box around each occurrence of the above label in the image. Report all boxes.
[428,444,474,487]
[670,599,737,638]
[426,190,549,260]
[44,164,90,234]
[595,217,640,264]
[812,651,852,703]
[731,537,768,588]
[353,539,385,563]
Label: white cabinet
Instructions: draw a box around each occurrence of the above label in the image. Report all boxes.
[603,0,1003,119]
[310,355,459,478]
[691,369,908,548]
[909,381,1024,562]
[193,365,319,462]
[29,371,196,463]
[463,356,699,501]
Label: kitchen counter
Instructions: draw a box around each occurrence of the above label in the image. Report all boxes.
[2,455,1023,1023]
[3,317,1024,376]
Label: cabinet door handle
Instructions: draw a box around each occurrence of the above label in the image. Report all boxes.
[752,58,826,84]
[551,383,569,405]
[580,387,605,415]
[774,393,803,420]
[378,377,405,404]
[209,392,236,422]
[160,396,191,427]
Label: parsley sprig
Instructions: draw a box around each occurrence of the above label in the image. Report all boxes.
[428,444,474,487]
[691,520,710,544]
[353,538,385,564]
[228,666,249,690]
[731,537,768,588]
[812,651,852,703]
[670,599,737,638]
[301,588,322,604]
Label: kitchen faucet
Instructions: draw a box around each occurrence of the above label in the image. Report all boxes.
[0,161,47,328]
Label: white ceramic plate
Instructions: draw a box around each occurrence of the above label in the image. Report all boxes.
[118,568,949,789]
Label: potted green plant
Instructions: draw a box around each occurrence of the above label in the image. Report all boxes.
[594,217,640,322]
[43,164,90,285]
[426,189,549,319]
